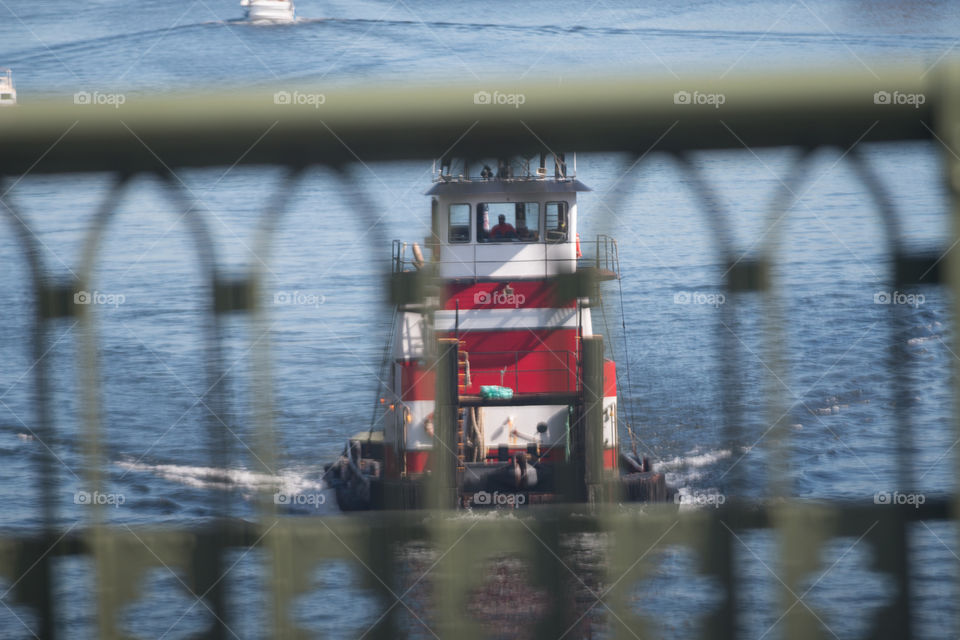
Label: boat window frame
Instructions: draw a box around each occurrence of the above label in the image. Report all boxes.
[476,201,541,244]
[447,202,472,244]
[545,201,569,243]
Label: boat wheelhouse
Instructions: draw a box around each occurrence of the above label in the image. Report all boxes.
[327,154,666,509]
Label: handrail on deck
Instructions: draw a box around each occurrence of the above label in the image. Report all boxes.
[578,234,620,279]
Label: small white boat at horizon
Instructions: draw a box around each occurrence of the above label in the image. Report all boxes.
[0,68,17,107]
[241,0,295,23]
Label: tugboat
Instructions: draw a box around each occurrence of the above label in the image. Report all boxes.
[326,154,668,509]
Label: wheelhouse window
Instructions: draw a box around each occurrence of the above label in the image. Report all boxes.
[477,202,540,243]
[545,201,569,243]
[448,203,470,243]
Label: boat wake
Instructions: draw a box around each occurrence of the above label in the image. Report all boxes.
[116,460,326,496]
[653,448,733,487]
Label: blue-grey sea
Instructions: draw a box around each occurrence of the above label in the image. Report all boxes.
[0,0,958,637]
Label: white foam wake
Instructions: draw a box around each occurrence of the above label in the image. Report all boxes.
[653,448,732,486]
[117,460,326,495]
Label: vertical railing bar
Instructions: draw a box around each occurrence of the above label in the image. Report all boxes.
[935,59,960,640]
[247,164,306,636]
[156,168,234,639]
[846,147,916,486]
[515,350,520,393]
[755,149,823,639]
[0,180,60,640]
[72,172,133,640]
[846,147,916,636]
[76,171,133,519]
[670,153,743,640]
[756,148,815,499]
[157,170,228,511]
[671,152,739,506]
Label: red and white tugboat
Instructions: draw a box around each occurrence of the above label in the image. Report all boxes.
[327,155,668,510]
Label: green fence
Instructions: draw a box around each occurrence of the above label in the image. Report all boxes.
[0,63,957,638]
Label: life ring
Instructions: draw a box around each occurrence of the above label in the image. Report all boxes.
[575,233,582,258]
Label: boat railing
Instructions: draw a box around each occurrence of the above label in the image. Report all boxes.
[398,237,616,275]
[577,234,620,279]
[391,238,425,273]
[457,349,579,397]
[432,173,577,184]
[433,154,576,183]
[391,239,406,273]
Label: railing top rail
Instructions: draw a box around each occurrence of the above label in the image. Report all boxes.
[459,349,577,358]
[0,63,946,175]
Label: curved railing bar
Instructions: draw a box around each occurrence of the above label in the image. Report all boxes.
[0,179,62,638]
[846,148,904,257]
[74,172,133,528]
[155,168,229,512]
[0,180,57,526]
[671,151,737,267]
[756,147,816,500]
[152,167,243,640]
[846,148,918,504]
[246,165,306,518]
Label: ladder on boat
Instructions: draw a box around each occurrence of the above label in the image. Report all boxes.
[456,347,471,471]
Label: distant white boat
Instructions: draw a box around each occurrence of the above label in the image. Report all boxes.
[241,0,295,23]
[0,69,16,107]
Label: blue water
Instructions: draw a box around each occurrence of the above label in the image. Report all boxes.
[1,0,958,637]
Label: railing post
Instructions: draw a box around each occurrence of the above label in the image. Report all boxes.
[938,58,960,638]
[431,338,459,509]
[582,335,606,505]
[515,350,520,392]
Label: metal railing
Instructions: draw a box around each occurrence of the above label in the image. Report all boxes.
[578,233,620,279]
[0,62,958,638]
[457,349,579,396]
